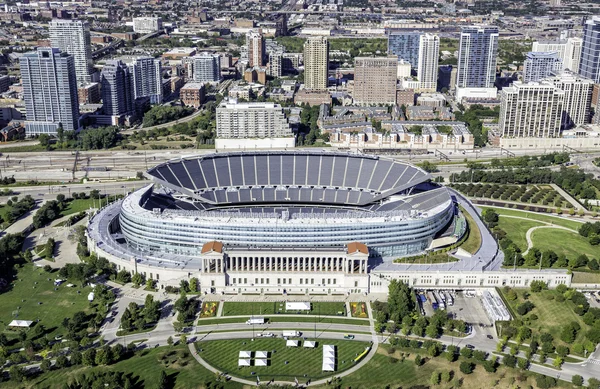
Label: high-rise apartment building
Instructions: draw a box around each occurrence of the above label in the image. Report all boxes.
[523,52,562,82]
[387,31,421,71]
[101,60,134,116]
[353,56,398,105]
[268,51,283,77]
[216,100,292,138]
[579,16,600,83]
[246,29,265,67]
[531,37,582,73]
[499,81,564,138]
[456,25,499,99]
[543,71,594,128]
[20,48,80,135]
[416,33,439,92]
[49,19,93,84]
[193,53,221,84]
[303,37,329,90]
[132,17,163,34]
[132,57,163,104]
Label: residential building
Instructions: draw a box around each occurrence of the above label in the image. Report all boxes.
[531,37,582,73]
[133,17,162,34]
[387,31,421,71]
[397,59,411,78]
[456,25,499,100]
[417,33,439,92]
[294,90,331,106]
[193,53,221,84]
[216,100,293,139]
[282,53,302,72]
[580,16,600,83]
[268,51,283,77]
[543,71,594,128]
[180,82,205,108]
[246,29,265,67]
[523,52,562,82]
[396,88,415,106]
[0,75,11,93]
[101,60,134,116]
[78,82,100,104]
[438,65,457,92]
[499,81,564,138]
[49,19,93,84]
[303,37,329,90]
[20,48,80,135]
[353,56,398,105]
[132,57,163,104]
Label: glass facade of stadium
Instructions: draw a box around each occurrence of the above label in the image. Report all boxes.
[118,188,455,257]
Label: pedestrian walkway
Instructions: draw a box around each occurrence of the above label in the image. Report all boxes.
[345,302,351,317]
[216,301,224,317]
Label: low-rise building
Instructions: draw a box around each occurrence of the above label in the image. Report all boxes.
[180,82,206,108]
[294,89,331,106]
[78,82,101,104]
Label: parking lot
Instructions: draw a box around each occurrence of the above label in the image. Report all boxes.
[585,291,600,308]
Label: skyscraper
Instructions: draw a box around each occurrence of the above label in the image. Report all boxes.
[303,37,329,90]
[579,16,600,83]
[20,48,80,135]
[499,81,564,138]
[523,52,562,82]
[387,31,421,71]
[353,56,398,105]
[101,60,134,116]
[49,19,93,84]
[543,71,594,129]
[532,37,582,73]
[456,25,499,99]
[193,53,221,84]
[246,29,265,67]
[132,57,163,104]
[417,33,439,92]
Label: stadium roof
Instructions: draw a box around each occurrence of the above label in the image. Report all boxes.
[146,151,430,207]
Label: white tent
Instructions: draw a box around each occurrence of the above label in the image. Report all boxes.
[8,320,33,328]
[239,351,252,358]
[322,362,335,371]
[256,351,269,359]
[304,341,316,348]
[324,357,335,365]
[323,345,335,352]
[238,359,251,367]
[323,349,335,358]
[322,344,336,372]
[87,292,95,302]
[286,340,299,347]
[255,358,268,367]
[286,302,311,311]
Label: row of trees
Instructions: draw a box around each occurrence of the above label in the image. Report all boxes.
[142,106,194,127]
[0,195,36,226]
[120,295,161,333]
[580,221,600,246]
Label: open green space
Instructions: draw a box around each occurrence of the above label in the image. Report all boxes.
[196,338,370,381]
[530,228,599,259]
[0,344,243,389]
[222,301,346,317]
[459,207,482,254]
[60,198,97,217]
[452,183,568,208]
[497,216,543,251]
[196,315,369,327]
[0,265,93,340]
[572,271,600,284]
[480,206,583,230]
[499,288,588,346]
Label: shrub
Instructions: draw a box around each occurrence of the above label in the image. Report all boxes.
[459,361,474,374]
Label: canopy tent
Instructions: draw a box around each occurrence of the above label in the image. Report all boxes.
[322,362,335,372]
[286,302,311,311]
[323,357,335,365]
[238,359,251,367]
[323,345,335,352]
[239,351,252,358]
[323,350,335,358]
[322,344,336,372]
[304,341,316,348]
[8,320,33,328]
[286,340,299,347]
[255,351,269,359]
[255,358,268,367]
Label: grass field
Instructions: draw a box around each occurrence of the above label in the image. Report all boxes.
[196,316,369,327]
[60,198,97,217]
[460,206,482,254]
[572,271,600,284]
[222,301,346,317]
[196,338,370,381]
[0,265,94,341]
[1,344,243,389]
[499,288,588,346]
[497,216,543,251]
[480,206,583,230]
[530,228,599,259]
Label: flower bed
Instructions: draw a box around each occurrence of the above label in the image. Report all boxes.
[350,302,368,318]
[200,302,219,318]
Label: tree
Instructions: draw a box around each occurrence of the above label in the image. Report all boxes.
[445,345,458,362]
[530,280,547,292]
[459,361,474,374]
[414,354,424,366]
[482,208,499,227]
[70,350,82,365]
[132,272,144,286]
[483,359,497,372]
[503,355,517,368]
[55,354,69,369]
[180,280,190,293]
[167,336,174,347]
[82,348,96,366]
[9,365,25,382]
[40,358,52,372]
[572,375,584,387]
[158,370,168,389]
[430,371,441,386]
[459,347,473,359]
[189,277,199,292]
[517,358,529,370]
[38,133,51,147]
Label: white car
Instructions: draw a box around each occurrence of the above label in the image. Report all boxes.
[257,333,275,338]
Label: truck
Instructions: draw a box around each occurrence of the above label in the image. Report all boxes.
[445,292,454,306]
[434,291,446,310]
[282,331,301,337]
[426,291,438,310]
[246,317,265,325]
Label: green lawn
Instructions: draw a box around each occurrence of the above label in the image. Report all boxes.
[1,344,243,389]
[460,206,482,254]
[480,206,583,230]
[222,301,346,317]
[60,198,97,217]
[196,316,369,327]
[497,216,543,251]
[0,265,94,341]
[572,271,600,284]
[196,338,370,381]
[499,288,588,346]
[530,228,599,259]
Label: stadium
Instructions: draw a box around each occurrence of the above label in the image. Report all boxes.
[88,150,464,293]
